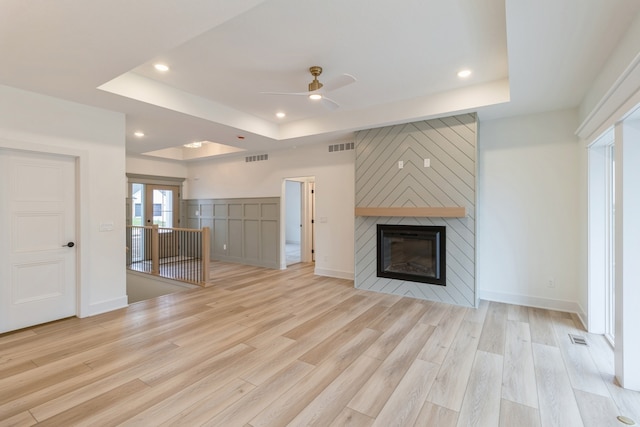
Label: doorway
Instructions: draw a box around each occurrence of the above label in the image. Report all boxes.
[144,185,179,228]
[0,149,77,333]
[285,180,302,265]
[130,183,179,228]
[129,183,180,261]
[283,177,315,267]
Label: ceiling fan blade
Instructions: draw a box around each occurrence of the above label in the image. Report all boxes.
[322,74,356,92]
[260,91,311,96]
[320,96,340,111]
[262,89,337,109]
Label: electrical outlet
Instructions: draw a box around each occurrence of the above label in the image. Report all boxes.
[398,160,404,169]
[223,244,227,250]
[547,278,555,288]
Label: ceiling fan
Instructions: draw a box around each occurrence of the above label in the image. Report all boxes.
[262,66,356,111]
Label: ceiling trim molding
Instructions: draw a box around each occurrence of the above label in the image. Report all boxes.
[126,173,185,185]
[576,51,640,142]
[99,73,280,140]
[279,79,510,140]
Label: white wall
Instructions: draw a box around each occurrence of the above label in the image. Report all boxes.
[126,154,188,177]
[0,84,127,317]
[477,109,583,313]
[126,154,189,195]
[187,143,355,279]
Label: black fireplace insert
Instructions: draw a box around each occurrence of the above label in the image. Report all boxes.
[377,224,446,286]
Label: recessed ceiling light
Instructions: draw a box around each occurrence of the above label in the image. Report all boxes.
[276,112,286,119]
[457,69,472,78]
[154,63,170,72]
[134,131,145,137]
[183,141,202,148]
[309,93,322,100]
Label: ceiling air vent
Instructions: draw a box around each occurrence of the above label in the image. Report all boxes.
[245,154,269,162]
[328,142,354,152]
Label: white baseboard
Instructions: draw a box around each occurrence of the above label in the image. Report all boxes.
[84,296,128,317]
[314,267,354,280]
[479,290,582,314]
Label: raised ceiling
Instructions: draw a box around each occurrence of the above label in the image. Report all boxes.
[1,0,639,160]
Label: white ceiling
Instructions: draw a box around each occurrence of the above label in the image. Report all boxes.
[1,0,639,160]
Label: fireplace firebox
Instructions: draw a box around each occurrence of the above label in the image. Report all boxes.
[377,224,446,286]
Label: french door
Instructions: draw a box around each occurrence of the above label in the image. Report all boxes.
[144,185,179,228]
[129,184,180,260]
[147,185,179,258]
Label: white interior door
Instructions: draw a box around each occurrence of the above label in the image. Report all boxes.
[0,149,77,333]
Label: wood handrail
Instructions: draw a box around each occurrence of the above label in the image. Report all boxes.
[129,225,203,233]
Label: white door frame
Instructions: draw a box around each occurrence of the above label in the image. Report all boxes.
[280,176,315,268]
[587,129,614,335]
[284,180,303,265]
[302,181,315,263]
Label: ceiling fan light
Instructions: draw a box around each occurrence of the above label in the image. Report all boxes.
[309,93,322,100]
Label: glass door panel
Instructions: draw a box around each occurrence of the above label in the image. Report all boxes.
[128,183,146,262]
[144,185,180,259]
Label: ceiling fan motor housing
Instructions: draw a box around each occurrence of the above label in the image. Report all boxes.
[308,66,324,92]
[309,80,323,91]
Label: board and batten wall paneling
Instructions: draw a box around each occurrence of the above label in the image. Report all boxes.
[355,114,477,307]
[186,197,280,269]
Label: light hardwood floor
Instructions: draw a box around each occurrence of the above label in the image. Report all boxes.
[1,262,639,426]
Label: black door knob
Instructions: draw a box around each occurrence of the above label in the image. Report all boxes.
[62,242,75,248]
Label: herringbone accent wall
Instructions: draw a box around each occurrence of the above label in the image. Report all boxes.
[354,114,477,307]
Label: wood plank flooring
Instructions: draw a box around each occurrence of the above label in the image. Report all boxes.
[1,262,639,426]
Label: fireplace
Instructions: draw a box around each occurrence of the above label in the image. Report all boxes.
[377,224,446,286]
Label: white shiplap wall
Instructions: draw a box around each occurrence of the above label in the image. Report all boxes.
[354,114,477,307]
